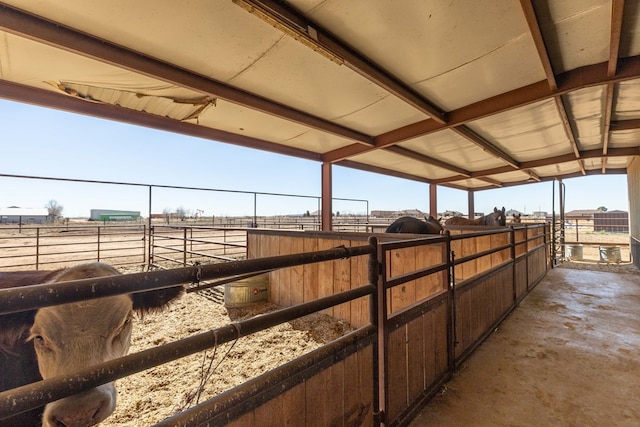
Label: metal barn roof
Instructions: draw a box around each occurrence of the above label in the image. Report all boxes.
[0,1,639,192]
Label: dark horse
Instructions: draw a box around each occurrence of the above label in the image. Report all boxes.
[386,216,443,234]
[444,206,506,226]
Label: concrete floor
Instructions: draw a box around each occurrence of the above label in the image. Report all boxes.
[410,265,640,427]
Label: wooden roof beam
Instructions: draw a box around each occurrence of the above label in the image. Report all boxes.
[603,0,625,171]
[608,0,625,78]
[233,0,447,124]
[519,0,557,91]
[520,1,585,175]
[554,96,585,174]
[610,118,640,131]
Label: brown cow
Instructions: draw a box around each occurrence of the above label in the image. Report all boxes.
[0,263,183,427]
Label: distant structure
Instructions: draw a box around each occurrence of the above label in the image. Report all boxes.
[90,209,141,221]
[0,206,49,224]
[594,210,629,232]
[565,209,599,220]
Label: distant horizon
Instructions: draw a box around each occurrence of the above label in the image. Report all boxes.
[1,99,632,220]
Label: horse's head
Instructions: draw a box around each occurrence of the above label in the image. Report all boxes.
[511,213,522,223]
[492,206,506,226]
[424,215,444,233]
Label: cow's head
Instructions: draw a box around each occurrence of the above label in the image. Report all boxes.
[2,263,183,427]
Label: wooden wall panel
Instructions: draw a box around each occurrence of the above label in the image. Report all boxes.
[305,363,344,427]
[388,246,417,314]
[343,348,374,426]
[350,254,370,328]
[386,325,408,421]
[317,238,337,318]
[433,303,449,377]
[302,237,319,302]
[279,236,293,307]
[407,316,425,405]
[333,238,352,324]
[515,258,528,299]
[415,245,446,300]
[289,237,304,305]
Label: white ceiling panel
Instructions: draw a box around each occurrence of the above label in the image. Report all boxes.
[539,0,611,72]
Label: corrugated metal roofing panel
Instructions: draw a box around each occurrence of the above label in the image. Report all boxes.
[610,130,640,149]
[349,150,453,180]
[466,100,571,162]
[564,86,606,151]
[615,79,640,120]
[399,129,503,172]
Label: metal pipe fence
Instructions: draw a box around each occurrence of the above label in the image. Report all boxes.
[0,224,146,271]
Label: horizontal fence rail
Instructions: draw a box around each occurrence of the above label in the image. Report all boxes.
[0,224,147,271]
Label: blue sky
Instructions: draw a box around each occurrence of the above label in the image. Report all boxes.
[0,99,630,218]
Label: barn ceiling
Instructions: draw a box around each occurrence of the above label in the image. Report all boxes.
[1,0,639,192]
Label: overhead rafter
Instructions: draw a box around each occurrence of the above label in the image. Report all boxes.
[602,0,625,172]
[232,0,448,124]
[525,169,541,182]
[0,3,373,145]
[520,0,585,175]
[519,0,557,90]
[323,54,640,163]
[610,118,640,131]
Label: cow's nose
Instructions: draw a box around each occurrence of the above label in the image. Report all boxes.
[43,384,116,427]
[47,401,106,427]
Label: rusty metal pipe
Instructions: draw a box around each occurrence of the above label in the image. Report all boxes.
[0,244,374,315]
[0,284,375,419]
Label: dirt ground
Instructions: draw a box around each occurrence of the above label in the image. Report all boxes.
[410,261,640,427]
[100,296,353,426]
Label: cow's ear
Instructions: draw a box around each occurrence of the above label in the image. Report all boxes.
[132,285,184,314]
[0,310,36,354]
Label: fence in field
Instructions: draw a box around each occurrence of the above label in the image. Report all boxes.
[0,225,147,271]
[0,216,630,272]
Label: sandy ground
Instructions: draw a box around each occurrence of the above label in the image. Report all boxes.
[410,261,640,427]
